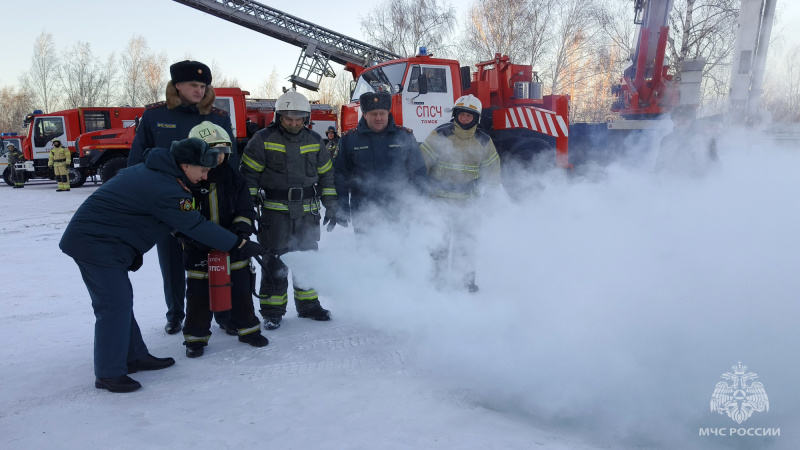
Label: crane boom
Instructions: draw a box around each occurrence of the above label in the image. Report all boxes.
[171,0,400,90]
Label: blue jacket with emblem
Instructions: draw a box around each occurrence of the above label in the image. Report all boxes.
[333,113,427,219]
[128,84,234,167]
[60,148,238,268]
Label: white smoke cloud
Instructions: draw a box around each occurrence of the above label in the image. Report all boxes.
[284,127,800,448]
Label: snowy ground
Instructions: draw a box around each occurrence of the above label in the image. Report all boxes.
[1,129,798,449]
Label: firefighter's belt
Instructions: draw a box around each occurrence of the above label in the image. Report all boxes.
[432,180,478,194]
[263,186,317,201]
[54,159,66,162]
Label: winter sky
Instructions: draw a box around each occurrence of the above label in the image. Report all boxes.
[1,0,800,96]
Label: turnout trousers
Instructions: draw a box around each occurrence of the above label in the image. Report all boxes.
[257,209,322,318]
[75,260,149,379]
[184,263,261,344]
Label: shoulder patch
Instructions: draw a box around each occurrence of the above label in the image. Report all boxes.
[398,126,414,133]
[145,101,167,110]
[179,198,194,211]
[211,107,229,116]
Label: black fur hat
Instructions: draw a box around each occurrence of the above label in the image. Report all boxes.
[170,60,212,85]
[360,91,392,112]
[170,138,220,168]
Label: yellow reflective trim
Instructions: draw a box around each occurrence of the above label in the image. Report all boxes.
[238,324,261,336]
[209,183,219,224]
[249,188,258,195]
[421,142,437,159]
[183,334,210,343]
[300,144,320,154]
[231,260,250,270]
[259,293,288,306]
[265,142,286,153]
[317,159,332,174]
[263,201,289,211]
[482,152,500,166]
[437,161,480,171]
[232,216,252,226]
[294,289,318,301]
[187,270,208,280]
[242,154,264,172]
[321,188,337,196]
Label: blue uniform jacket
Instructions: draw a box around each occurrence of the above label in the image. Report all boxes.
[333,114,427,218]
[128,103,234,167]
[60,148,238,268]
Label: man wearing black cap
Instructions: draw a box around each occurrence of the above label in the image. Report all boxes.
[128,60,235,336]
[60,138,266,393]
[333,91,427,232]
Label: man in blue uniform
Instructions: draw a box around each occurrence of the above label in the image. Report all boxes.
[61,138,266,393]
[333,91,427,233]
[128,60,235,335]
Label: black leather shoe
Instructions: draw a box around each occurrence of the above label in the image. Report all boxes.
[164,321,182,335]
[127,353,175,373]
[238,332,269,348]
[95,375,142,393]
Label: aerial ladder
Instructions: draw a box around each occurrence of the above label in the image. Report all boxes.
[171,0,401,90]
[727,0,777,126]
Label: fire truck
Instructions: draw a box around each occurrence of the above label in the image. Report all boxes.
[74,87,338,182]
[1,133,26,186]
[174,0,570,177]
[21,107,143,187]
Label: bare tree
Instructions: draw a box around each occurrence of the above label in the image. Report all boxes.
[59,42,109,108]
[310,67,353,109]
[210,60,240,88]
[0,86,35,133]
[142,52,168,104]
[460,0,554,68]
[254,66,283,98]
[543,0,602,96]
[762,43,800,121]
[100,52,118,106]
[120,36,150,106]
[360,0,457,58]
[19,32,60,113]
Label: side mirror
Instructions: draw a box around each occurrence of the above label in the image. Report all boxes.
[417,74,428,95]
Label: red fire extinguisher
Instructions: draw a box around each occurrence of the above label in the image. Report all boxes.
[208,250,232,311]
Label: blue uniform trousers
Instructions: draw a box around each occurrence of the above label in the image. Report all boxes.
[75,260,149,378]
[157,234,186,323]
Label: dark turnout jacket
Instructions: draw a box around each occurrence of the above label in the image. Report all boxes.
[60,148,238,268]
[333,114,427,218]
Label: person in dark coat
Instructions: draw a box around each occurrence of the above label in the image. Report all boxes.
[333,91,427,233]
[180,122,268,358]
[60,138,266,393]
[128,60,235,336]
[323,125,339,159]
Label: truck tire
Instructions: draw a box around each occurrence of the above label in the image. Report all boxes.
[3,167,12,186]
[68,167,87,188]
[100,157,127,183]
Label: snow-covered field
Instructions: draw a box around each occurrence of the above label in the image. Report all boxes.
[1,130,798,449]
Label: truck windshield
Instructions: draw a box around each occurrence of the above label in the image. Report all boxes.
[351,63,408,101]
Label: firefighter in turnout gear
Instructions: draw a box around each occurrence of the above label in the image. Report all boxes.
[180,122,268,358]
[7,143,25,188]
[420,95,501,292]
[323,126,339,159]
[48,139,71,191]
[240,89,337,330]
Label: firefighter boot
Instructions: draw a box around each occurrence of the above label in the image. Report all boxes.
[238,331,269,348]
[184,341,206,358]
[298,305,331,321]
[264,316,282,330]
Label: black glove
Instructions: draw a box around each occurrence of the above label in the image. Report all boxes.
[231,238,266,260]
[127,253,143,272]
[323,214,337,232]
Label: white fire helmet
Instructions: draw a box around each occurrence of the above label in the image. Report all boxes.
[451,94,482,116]
[275,89,311,118]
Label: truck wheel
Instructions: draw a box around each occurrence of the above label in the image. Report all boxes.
[68,167,87,188]
[501,137,554,202]
[100,157,127,183]
[2,167,12,186]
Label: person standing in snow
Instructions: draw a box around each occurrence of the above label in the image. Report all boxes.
[128,60,235,336]
[240,89,337,331]
[333,91,427,233]
[180,122,268,358]
[48,138,71,192]
[420,95,501,293]
[60,138,266,393]
[7,143,26,188]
